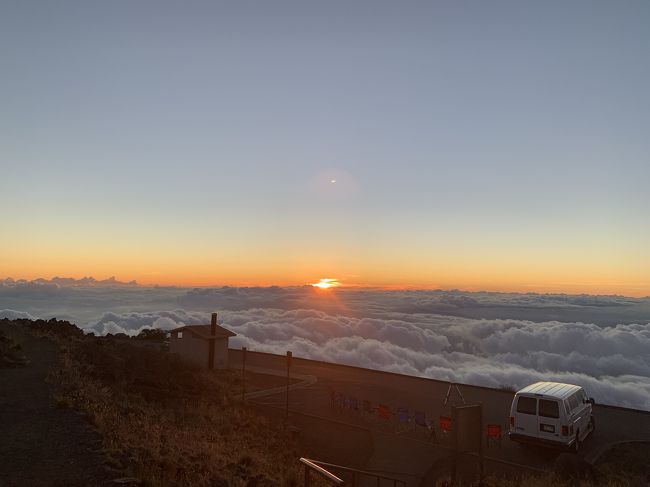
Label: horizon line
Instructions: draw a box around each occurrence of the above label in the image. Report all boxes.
[2,275,648,299]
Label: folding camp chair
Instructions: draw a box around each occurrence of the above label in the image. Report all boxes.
[413,410,428,437]
[439,415,452,443]
[349,396,360,416]
[362,399,375,422]
[329,390,338,409]
[427,419,438,443]
[486,424,502,447]
[396,407,411,433]
[378,404,393,425]
[333,392,345,412]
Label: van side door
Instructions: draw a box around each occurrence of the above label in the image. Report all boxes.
[575,389,591,438]
[567,392,585,436]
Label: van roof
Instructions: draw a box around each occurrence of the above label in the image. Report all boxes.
[516,382,582,400]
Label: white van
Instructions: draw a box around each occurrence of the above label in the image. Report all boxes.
[509,382,595,451]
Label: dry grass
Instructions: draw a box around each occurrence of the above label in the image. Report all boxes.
[479,476,632,487]
[48,334,302,486]
[452,447,649,487]
[595,442,650,487]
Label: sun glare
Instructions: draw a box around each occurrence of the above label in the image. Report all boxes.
[312,278,340,290]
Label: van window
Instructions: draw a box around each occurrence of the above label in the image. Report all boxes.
[568,393,579,411]
[578,389,587,403]
[564,401,571,416]
[516,396,537,415]
[539,399,560,418]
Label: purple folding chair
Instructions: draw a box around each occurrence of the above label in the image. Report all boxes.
[397,407,410,423]
[414,410,427,428]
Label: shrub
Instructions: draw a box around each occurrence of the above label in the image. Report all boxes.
[136,328,168,341]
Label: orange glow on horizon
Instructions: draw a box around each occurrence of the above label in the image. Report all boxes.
[2,242,648,298]
[1,270,648,297]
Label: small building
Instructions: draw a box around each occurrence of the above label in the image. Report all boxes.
[169,313,236,369]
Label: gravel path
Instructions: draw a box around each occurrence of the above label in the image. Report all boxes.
[0,331,115,487]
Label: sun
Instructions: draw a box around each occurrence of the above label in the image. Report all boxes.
[312,278,340,290]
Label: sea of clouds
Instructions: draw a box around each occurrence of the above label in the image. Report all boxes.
[2,277,649,410]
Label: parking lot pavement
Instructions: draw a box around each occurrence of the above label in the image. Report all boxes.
[230,349,650,478]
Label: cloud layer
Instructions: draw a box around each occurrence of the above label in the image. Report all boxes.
[2,279,649,410]
[84,306,650,411]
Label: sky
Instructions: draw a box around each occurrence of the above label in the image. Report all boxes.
[1,1,649,295]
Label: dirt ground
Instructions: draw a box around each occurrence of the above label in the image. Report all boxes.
[0,325,116,487]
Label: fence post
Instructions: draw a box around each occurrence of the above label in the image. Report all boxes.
[479,403,484,485]
[242,346,247,403]
[286,351,292,420]
[451,406,458,486]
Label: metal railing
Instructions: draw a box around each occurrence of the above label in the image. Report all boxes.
[301,458,344,485]
[300,458,407,487]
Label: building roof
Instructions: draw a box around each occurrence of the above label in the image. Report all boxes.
[517,381,582,399]
[171,324,236,340]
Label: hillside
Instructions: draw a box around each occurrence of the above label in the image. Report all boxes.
[1,317,648,487]
[1,318,302,486]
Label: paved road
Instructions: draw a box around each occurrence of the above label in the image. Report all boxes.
[229,349,650,482]
[0,328,113,487]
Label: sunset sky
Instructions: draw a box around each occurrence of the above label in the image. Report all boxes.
[2,1,649,296]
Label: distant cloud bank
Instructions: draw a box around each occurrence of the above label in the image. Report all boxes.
[1,278,649,410]
[1,276,138,290]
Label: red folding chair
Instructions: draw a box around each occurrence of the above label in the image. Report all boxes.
[378,404,393,422]
[486,424,502,447]
[439,415,452,433]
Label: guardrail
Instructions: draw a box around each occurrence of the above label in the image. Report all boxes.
[300,458,407,486]
[300,458,344,486]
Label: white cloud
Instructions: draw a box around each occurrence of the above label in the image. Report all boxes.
[0,309,37,320]
[2,281,649,410]
[74,306,650,410]
[86,309,207,336]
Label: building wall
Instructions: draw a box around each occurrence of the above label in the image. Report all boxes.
[169,331,230,369]
[213,338,229,369]
[170,331,209,368]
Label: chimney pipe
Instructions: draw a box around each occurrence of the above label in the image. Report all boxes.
[211,312,217,335]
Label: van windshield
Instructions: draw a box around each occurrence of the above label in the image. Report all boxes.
[516,396,537,415]
[539,399,560,418]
